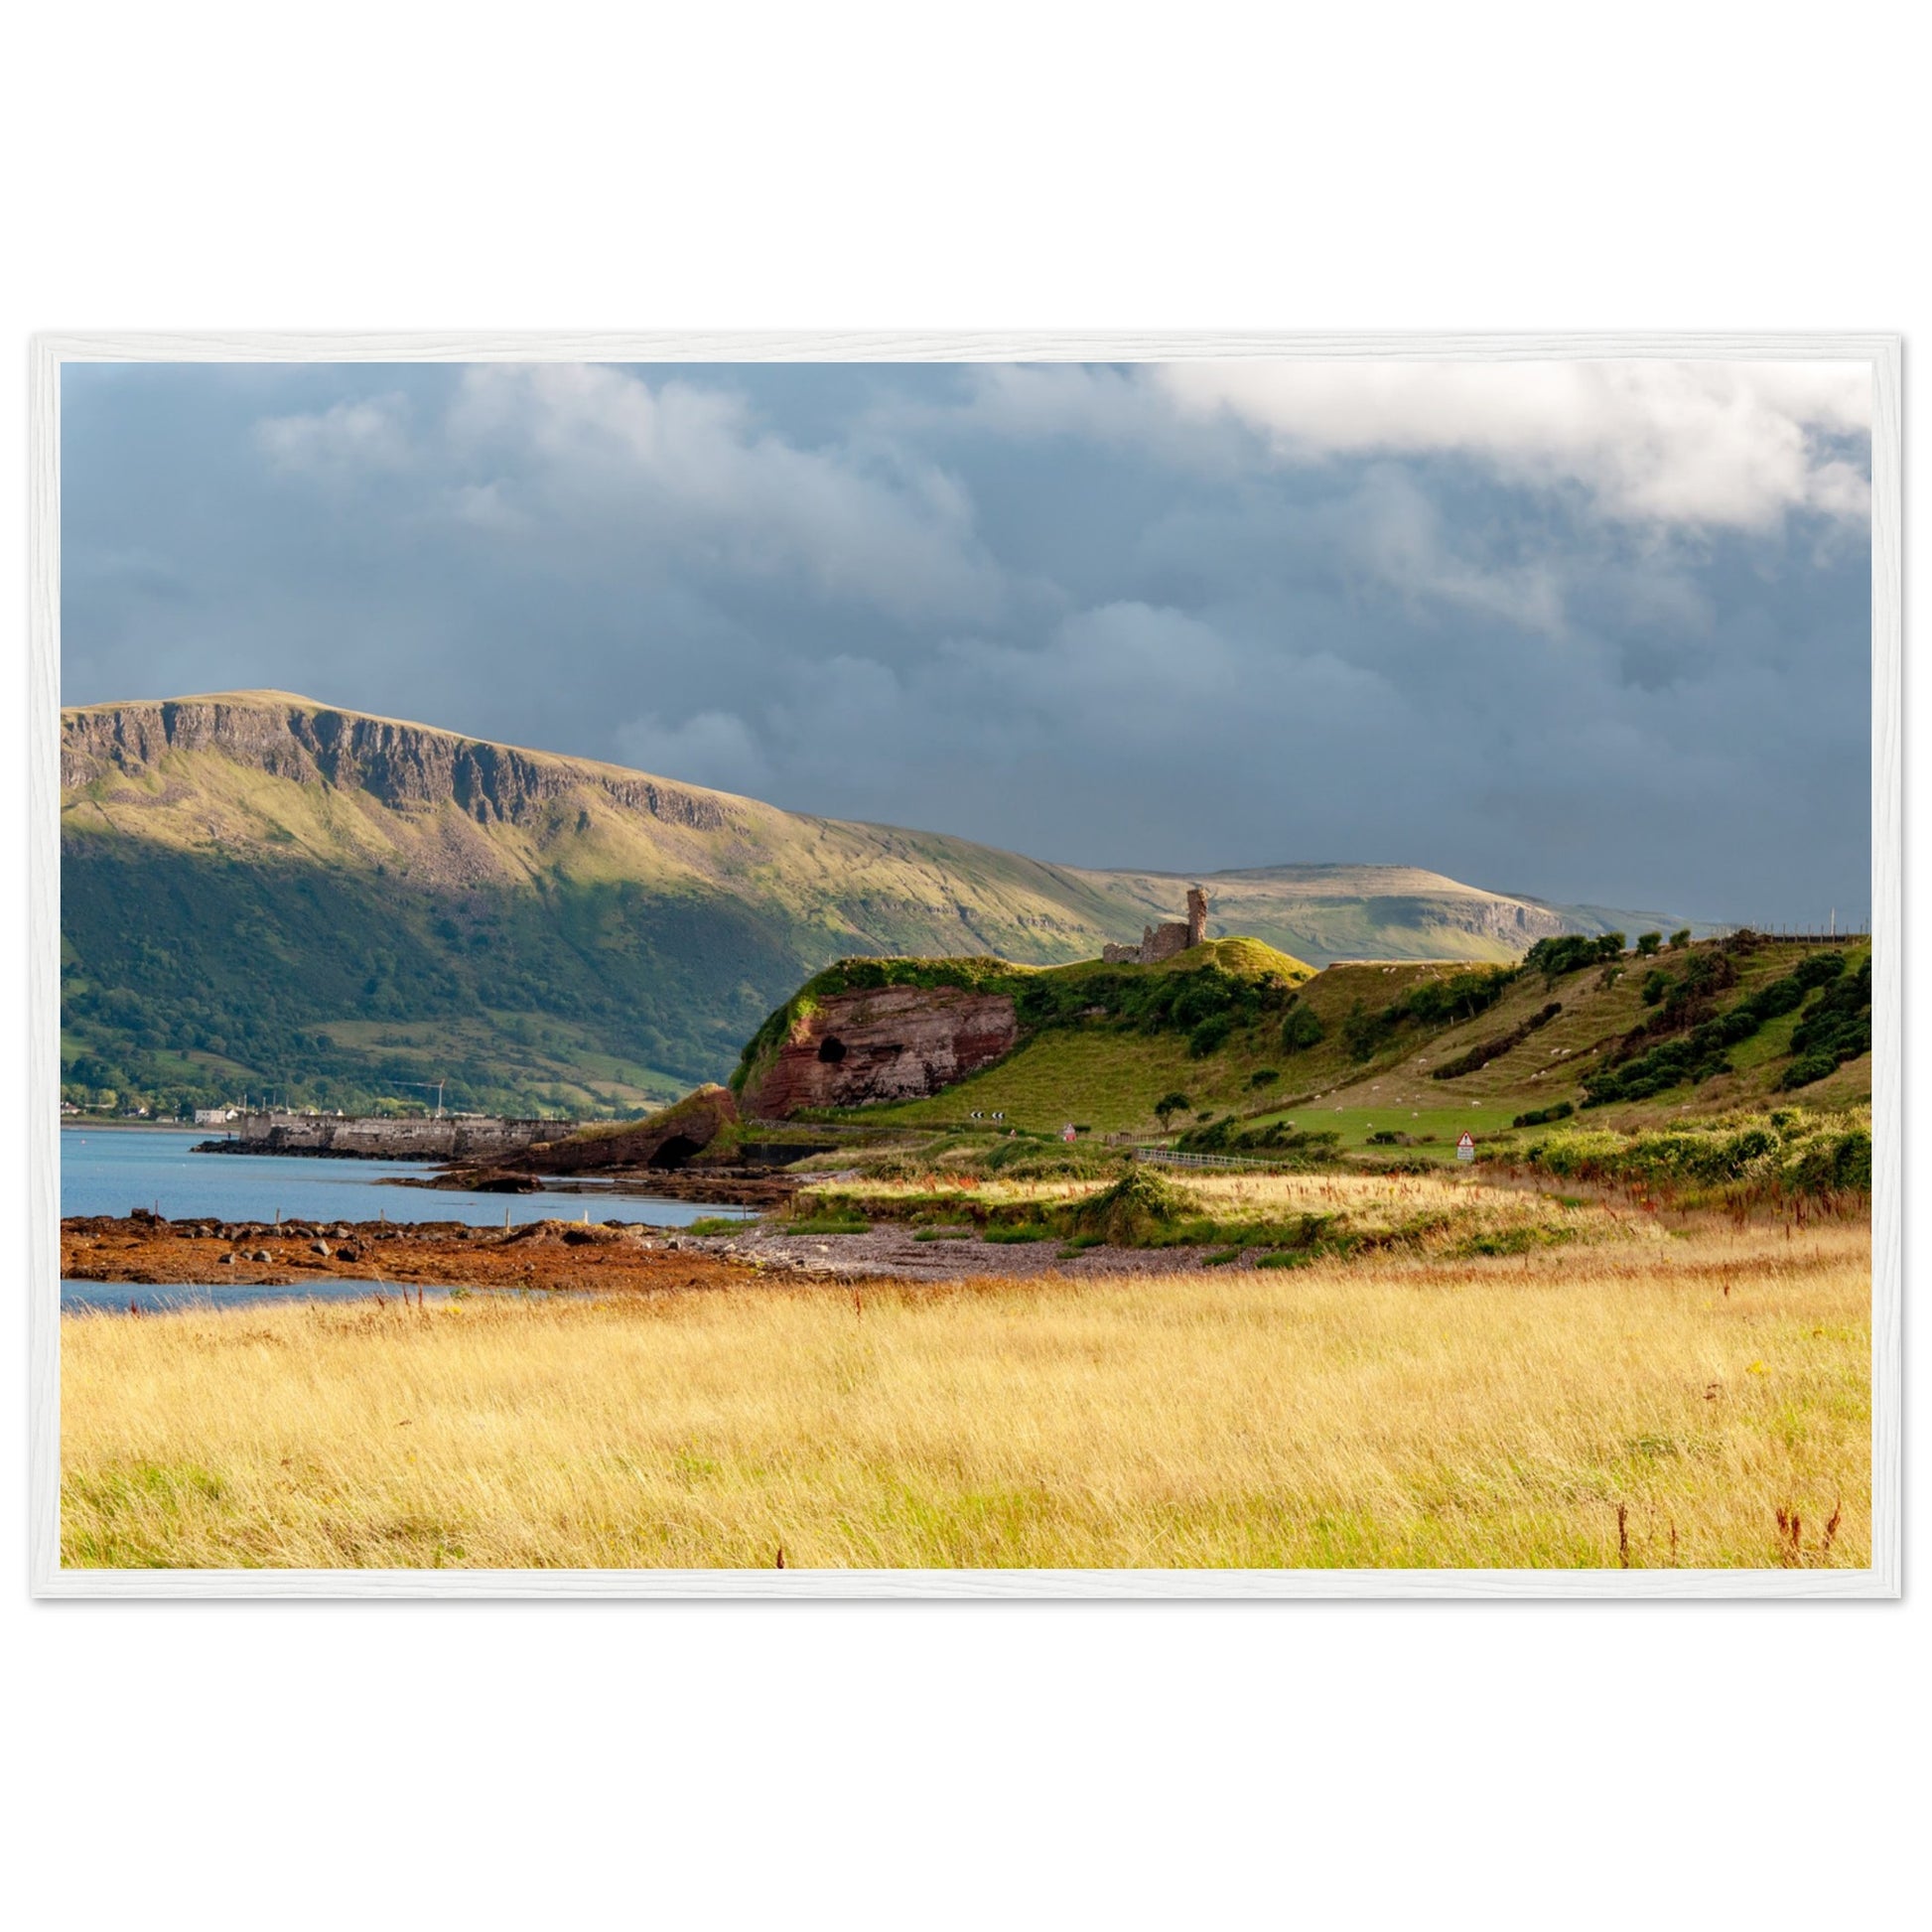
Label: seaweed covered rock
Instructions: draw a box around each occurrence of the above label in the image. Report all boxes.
[507,1084,740,1173]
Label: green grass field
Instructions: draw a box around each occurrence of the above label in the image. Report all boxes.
[803,939,1870,1148]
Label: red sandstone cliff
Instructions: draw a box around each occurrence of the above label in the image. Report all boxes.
[741,986,1019,1117]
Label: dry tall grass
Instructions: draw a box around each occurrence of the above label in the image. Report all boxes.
[60,1218,1868,1571]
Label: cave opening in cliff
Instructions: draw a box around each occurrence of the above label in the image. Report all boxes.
[816,1036,847,1063]
[647,1135,704,1170]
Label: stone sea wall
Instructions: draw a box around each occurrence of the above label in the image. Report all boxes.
[210,1113,576,1160]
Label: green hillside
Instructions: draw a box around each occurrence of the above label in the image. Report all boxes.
[818,933,1872,1157]
[60,691,1689,1118]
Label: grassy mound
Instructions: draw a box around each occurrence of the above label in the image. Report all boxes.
[1067,1168,1200,1246]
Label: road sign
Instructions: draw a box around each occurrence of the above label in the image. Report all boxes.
[1456,1132,1476,1162]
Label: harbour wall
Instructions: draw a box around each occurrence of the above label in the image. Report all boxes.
[205,1113,579,1160]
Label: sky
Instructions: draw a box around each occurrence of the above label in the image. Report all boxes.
[61,357,1872,926]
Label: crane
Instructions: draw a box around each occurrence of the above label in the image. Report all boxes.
[402,1079,448,1119]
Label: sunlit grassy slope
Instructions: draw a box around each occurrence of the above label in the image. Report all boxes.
[61,692,1659,1114]
[847,940,1871,1147]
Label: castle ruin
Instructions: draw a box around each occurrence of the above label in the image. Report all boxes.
[1103,886,1209,966]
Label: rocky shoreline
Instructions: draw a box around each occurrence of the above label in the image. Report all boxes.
[60,1210,1227,1294]
[388,1165,801,1207]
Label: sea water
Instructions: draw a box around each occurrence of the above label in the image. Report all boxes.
[61,1126,749,1310]
[63,1126,752,1227]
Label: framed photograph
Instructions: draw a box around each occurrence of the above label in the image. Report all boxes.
[29,332,1900,1596]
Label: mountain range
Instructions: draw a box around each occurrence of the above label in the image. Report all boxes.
[60,692,1693,1115]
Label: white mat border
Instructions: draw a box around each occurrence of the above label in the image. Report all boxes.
[27,330,1902,1600]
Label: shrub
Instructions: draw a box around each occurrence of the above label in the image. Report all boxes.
[1669,928,1693,949]
[1341,1000,1392,1061]
[1777,1053,1839,1091]
[1512,1102,1575,1127]
[1641,969,1673,1007]
[1249,1067,1280,1088]
[1186,1015,1232,1057]
[1397,971,1514,1029]
[1791,950,1849,991]
[1636,932,1662,956]
[1280,1004,1325,1052]
[1153,1090,1191,1128]
[1786,957,1869,1073]
[1523,935,1607,983]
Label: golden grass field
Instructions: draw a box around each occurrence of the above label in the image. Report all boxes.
[60,1206,1869,1571]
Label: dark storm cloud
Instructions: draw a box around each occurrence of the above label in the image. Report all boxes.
[61,358,1872,925]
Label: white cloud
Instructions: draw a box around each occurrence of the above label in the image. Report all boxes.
[448,364,1000,622]
[614,708,770,796]
[255,393,413,474]
[1152,359,1870,531]
[1339,469,1570,635]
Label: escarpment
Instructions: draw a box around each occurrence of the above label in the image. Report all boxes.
[61,693,732,833]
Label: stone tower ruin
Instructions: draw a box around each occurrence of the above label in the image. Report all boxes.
[1186,885,1208,949]
[1102,886,1211,966]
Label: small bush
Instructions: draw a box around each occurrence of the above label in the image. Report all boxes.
[1249,1068,1280,1088]
[1777,1052,1839,1091]
[1186,1015,1233,1058]
[1636,932,1663,956]
[1280,1005,1326,1052]
[1512,1102,1575,1128]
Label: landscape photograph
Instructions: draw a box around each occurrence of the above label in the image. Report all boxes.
[50,349,1880,1578]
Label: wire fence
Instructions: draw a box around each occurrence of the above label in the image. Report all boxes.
[1133,1147,1280,1172]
